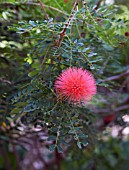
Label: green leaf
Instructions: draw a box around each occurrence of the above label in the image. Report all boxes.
[29,20,37,26]
[68,130,74,134]
[49,145,56,152]
[28,70,39,77]
[47,135,57,141]
[81,140,88,147]
[74,135,78,140]
[57,145,63,153]
[11,108,22,114]
[50,127,58,132]
[59,139,69,146]
[77,141,82,149]
[78,133,88,139]
[14,102,27,107]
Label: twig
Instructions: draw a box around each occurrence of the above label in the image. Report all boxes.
[101,69,129,82]
[0,78,12,85]
[93,104,129,114]
[55,148,61,170]
[114,104,129,112]
[56,0,79,47]
[37,0,57,43]
[0,2,68,16]
[81,0,86,30]
[93,0,103,11]
[37,0,49,20]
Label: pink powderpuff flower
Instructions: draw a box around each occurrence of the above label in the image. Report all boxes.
[54,67,97,105]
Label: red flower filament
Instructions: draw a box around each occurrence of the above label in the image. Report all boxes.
[54,67,97,104]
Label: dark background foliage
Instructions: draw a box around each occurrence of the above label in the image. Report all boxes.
[0,0,129,170]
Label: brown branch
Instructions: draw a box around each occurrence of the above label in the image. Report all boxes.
[82,0,86,14]
[114,104,129,112]
[55,148,62,170]
[0,78,12,85]
[37,0,49,20]
[101,69,129,82]
[0,2,67,15]
[37,0,58,44]
[93,0,103,11]
[56,0,79,47]
[81,0,86,30]
[93,104,129,114]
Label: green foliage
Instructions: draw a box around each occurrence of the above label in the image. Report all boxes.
[0,0,129,169]
[62,137,129,170]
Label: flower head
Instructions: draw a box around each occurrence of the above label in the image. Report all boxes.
[54,67,97,105]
